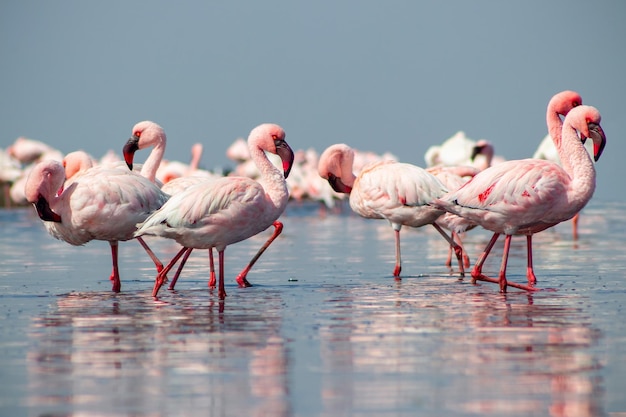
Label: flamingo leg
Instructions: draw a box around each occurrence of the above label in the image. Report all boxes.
[431,223,465,277]
[571,212,579,241]
[152,247,189,297]
[497,235,512,292]
[471,233,500,284]
[218,249,227,300]
[235,221,284,288]
[393,227,402,279]
[526,235,537,286]
[208,248,216,288]
[109,241,122,292]
[472,233,540,292]
[136,236,164,273]
[168,248,193,290]
[456,232,471,269]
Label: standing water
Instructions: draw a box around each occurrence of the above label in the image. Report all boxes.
[1,200,625,416]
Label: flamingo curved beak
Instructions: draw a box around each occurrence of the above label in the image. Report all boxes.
[588,123,606,162]
[327,173,353,194]
[123,135,140,170]
[275,140,295,178]
[470,144,486,161]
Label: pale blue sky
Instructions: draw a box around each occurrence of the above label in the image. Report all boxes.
[1,1,625,201]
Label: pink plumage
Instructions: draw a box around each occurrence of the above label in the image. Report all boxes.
[24,159,169,292]
[318,144,466,278]
[135,123,295,299]
[432,92,606,292]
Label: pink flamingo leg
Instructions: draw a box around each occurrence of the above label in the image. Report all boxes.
[526,235,537,286]
[235,221,283,287]
[431,223,465,277]
[393,228,402,279]
[218,249,227,300]
[168,248,193,290]
[208,249,216,288]
[497,235,512,292]
[471,233,540,292]
[456,232,471,269]
[136,236,164,273]
[571,212,580,241]
[471,232,500,284]
[109,241,122,292]
[445,232,468,269]
[152,247,189,297]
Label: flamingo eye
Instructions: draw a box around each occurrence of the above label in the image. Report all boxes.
[271,134,278,140]
[134,131,141,138]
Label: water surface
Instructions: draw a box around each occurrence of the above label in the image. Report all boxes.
[1,201,625,416]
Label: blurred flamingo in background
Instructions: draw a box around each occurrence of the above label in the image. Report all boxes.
[134,123,295,299]
[432,93,604,292]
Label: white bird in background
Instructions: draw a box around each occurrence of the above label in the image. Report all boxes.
[424,131,506,170]
[431,93,604,292]
[318,143,466,279]
[24,158,169,292]
[134,123,295,299]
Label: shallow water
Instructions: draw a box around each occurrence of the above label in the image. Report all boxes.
[1,200,625,417]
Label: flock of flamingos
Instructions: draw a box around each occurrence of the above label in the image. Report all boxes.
[0,90,606,299]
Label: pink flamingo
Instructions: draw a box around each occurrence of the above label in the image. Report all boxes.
[122,122,288,291]
[431,101,606,292]
[317,144,466,278]
[134,123,295,299]
[24,159,169,292]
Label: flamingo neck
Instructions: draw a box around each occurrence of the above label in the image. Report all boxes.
[140,139,166,183]
[559,123,596,213]
[546,107,572,174]
[250,143,289,210]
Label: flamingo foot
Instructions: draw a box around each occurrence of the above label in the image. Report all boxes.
[236,274,253,288]
[208,271,216,288]
[393,265,401,279]
[471,272,540,292]
[152,271,168,298]
[111,277,121,293]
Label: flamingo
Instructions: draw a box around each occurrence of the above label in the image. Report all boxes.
[24,158,169,292]
[431,101,605,292]
[122,122,287,291]
[317,144,466,279]
[134,123,295,299]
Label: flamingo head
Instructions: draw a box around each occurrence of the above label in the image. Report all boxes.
[123,121,166,170]
[317,144,355,194]
[567,105,607,162]
[24,160,65,223]
[552,90,583,117]
[249,123,295,178]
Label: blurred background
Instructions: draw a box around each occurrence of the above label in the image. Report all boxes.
[1,0,624,201]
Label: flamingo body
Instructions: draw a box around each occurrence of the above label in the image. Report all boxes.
[24,160,169,291]
[135,123,295,299]
[319,144,466,278]
[432,102,606,292]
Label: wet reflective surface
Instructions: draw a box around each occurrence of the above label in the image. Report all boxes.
[1,201,625,416]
